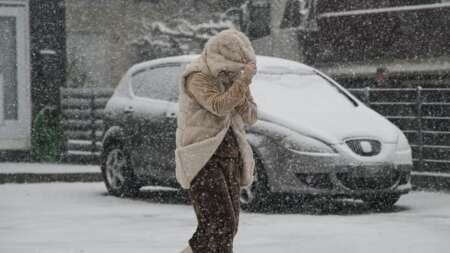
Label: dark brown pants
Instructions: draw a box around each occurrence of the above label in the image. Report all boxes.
[188,152,241,253]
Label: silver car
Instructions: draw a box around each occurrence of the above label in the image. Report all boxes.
[101,55,413,210]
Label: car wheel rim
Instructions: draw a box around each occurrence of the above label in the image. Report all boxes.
[240,169,258,205]
[105,149,127,190]
[240,186,255,205]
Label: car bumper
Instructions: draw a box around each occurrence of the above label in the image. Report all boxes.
[277,177,412,197]
[263,147,413,197]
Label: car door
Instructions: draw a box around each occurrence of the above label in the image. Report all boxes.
[128,63,182,184]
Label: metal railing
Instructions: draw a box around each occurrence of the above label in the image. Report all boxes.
[348,87,450,173]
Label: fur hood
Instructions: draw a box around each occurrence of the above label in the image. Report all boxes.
[183,29,256,81]
[175,29,257,190]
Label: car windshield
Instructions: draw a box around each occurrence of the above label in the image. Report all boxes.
[253,71,357,107]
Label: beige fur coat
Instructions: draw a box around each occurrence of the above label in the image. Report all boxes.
[175,29,258,189]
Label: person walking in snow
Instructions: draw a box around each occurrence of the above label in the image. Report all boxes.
[175,29,258,253]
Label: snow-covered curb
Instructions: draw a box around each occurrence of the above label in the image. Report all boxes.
[0,162,101,184]
[0,162,99,174]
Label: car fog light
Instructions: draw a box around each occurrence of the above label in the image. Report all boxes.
[399,172,411,185]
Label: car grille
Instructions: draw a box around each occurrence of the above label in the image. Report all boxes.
[336,170,400,190]
[346,139,381,156]
[296,173,333,189]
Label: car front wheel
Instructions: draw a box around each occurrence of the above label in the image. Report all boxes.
[240,157,271,212]
[101,142,140,197]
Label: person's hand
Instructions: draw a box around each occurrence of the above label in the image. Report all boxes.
[240,62,257,84]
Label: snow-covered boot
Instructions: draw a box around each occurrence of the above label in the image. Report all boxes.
[180,245,193,253]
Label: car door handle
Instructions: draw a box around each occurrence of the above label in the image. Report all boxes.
[166,112,176,118]
[124,106,134,113]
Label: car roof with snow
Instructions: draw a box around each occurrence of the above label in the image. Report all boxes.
[128,55,315,75]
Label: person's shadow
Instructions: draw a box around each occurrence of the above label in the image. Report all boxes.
[248,193,410,215]
[116,187,410,215]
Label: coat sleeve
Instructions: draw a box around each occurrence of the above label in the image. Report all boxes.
[186,73,249,117]
[235,88,258,125]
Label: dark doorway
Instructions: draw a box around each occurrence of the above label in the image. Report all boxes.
[30,0,66,117]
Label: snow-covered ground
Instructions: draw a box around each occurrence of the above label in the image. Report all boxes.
[1,183,450,253]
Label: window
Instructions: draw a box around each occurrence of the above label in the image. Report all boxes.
[280,0,318,30]
[0,17,18,119]
[131,64,181,101]
[246,0,271,40]
[280,0,302,29]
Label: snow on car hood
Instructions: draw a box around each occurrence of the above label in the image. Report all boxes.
[251,72,399,144]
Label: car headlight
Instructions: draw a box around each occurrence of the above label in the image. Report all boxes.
[396,131,411,152]
[281,134,336,155]
[395,131,413,164]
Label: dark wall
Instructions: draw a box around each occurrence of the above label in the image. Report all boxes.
[317,0,442,13]
[29,0,66,118]
[307,6,450,65]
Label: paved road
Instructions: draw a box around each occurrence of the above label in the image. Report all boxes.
[1,182,450,253]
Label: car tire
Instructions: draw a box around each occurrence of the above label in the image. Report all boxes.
[240,156,271,212]
[362,194,400,209]
[101,142,140,197]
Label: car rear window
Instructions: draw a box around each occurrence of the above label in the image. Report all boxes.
[131,64,182,101]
